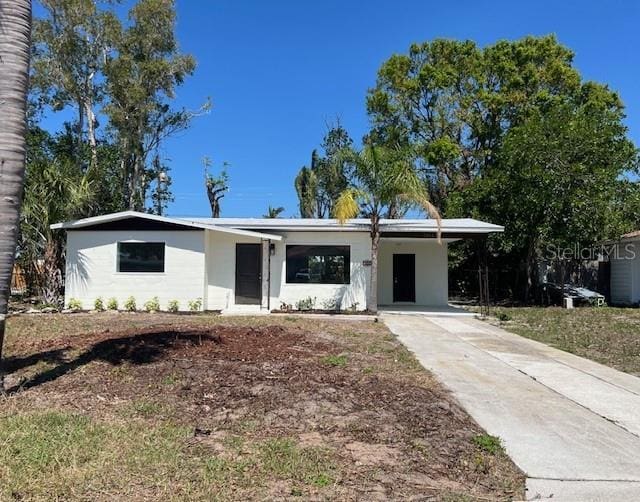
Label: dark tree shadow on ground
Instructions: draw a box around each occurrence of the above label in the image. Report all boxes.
[5,330,221,395]
[3,347,70,374]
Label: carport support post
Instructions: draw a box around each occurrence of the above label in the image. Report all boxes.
[560,258,565,305]
[477,237,490,316]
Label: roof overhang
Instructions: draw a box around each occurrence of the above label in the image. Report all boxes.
[185,217,504,236]
[51,212,502,241]
[50,211,283,241]
[380,232,491,240]
[379,219,503,236]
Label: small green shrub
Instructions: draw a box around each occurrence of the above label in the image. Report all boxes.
[496,311,511,322]
[124,296,137,312]
[295,296,315,311]
[321,354,347,367]
[188,298,202,312]
[67,298,82,311]
[167,300,179,312]
[472,433,504,455]
[279,301,293,312]
[321,298,339,311]
[106,297,118,310]
[144,297,160,312]
[93,297,105,311]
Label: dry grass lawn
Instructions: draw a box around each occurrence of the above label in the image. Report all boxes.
[487,307,640,375]
[1,312,524,501]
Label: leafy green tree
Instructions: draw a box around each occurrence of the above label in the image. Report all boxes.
[334,144,440,312]
[29,1,128,217]
[31,0,119,171]
[367,39,481,209]
[86,140,128,215]
[294,161,318,218]
[367,36,583,210]
[103,0,199,210]
[294,124,353,218]
[449,86,638,299]
[31,0,203,213]
[370,35,638,300]
[315,124,353,217]
[264,206,285,218]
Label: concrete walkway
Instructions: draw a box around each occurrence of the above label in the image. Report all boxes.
[382,313,640,501]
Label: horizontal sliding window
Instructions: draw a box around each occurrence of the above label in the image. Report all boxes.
[286,245,350,284]
[117,242,165,273]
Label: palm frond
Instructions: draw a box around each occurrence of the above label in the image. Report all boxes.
[334,188,361,223]
[338,142,442,241]
[418,196,442,243]
[396,191,442,243]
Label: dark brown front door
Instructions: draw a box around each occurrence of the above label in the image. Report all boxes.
[235,244,262,304]
[393,254,415,302]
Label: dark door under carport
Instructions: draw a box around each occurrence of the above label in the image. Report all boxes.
[235,243,262,305]
[393,253,416,302]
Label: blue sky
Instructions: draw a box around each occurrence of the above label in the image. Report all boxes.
[38,0,640,217]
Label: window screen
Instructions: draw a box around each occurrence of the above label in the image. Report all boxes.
[286,245,350,284]
[117,242,165,273]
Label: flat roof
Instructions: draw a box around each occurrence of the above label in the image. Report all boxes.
[184,217,504,234]
[51,211,503,236]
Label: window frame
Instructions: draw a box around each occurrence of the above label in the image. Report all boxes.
[285,244,351,285]
[116,241,166,274]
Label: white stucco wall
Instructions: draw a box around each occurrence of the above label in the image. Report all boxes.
[64,230,206,310]
[64,228,450,312]
[610,242,637,305]
[269,231,371,311]
[377,239,448,306]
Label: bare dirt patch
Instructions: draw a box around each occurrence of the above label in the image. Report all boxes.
[2,313,524,500]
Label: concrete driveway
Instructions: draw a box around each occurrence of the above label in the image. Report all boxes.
[382,313,640,501]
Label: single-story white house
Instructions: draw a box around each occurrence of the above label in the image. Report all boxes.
[51,211,503,312]
[608,230,640,305]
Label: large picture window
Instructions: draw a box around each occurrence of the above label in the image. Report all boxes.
[117,242,165,273]
[286,245,350,284]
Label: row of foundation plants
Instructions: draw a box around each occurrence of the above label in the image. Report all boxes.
[66,297,205,313]
[276,298,362,314]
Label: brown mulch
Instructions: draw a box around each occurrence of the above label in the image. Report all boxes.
[3,315,525,500]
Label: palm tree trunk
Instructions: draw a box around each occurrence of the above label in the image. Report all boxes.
[40,238,63,306]
[367,215,380,313]
[0,0,32,392]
